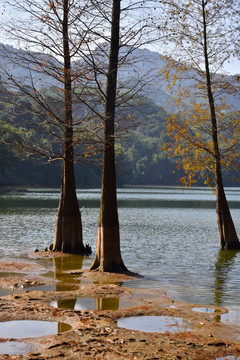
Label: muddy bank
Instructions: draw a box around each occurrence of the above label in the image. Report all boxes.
[0,254,240,360]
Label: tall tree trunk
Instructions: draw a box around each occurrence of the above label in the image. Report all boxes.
[90,0,128,273]
[53,0,89,254]
[202,0,240,250]
[53,145,85,253]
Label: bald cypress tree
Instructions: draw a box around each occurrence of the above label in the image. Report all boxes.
[90,0,129,272]
[162,0,240,249]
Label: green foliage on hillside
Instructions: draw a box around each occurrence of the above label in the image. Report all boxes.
[0,83,25,183]
[0,85,238,188]
[0,120,22,182]
[114,97,178,185]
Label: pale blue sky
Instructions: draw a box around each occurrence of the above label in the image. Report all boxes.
[0,1,239,75]
[221,59,239,76]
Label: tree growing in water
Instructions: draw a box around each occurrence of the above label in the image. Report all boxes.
[2,0,163,260]
[162,0,240,249]
[53,0,85,253]
[1,0,100,254]
[90,0,128,272]
[87,0,161,272]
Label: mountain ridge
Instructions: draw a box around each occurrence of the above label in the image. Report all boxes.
[0,42,239,110]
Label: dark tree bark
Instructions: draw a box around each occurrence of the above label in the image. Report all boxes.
[202,0,240,250]
[215,165,239,249]
[90,0,128,273]
[53,0,90,254]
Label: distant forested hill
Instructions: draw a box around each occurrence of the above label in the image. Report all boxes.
[0,43,239,188]
[1,44,239,110]
[0,84,238,188]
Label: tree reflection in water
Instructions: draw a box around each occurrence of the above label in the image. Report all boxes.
[95,297,119,310]
[214,250,238,307]
[53,254,84,292]
[53,255,122,312]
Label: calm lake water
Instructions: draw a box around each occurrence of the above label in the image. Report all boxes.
[0,186,240,311]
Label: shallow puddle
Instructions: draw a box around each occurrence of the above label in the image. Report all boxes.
[51,297,120,311]
[220,307,240,327]
[192,307,215,313]
[0,290,9,296]
[93,280,123,286]
[0,341,34,355]
[43,255,85,291]
[31,284,56,292]
[0,320,71,339]
[0,272,24,278]
[117,316,192,333]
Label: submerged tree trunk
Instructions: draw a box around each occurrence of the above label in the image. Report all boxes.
[202,0,240,250]
[53,0,90,255]
[90,0,128,273]
[215,162,240,249]
[53,146,86,253]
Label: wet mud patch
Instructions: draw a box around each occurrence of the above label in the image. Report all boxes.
[0,260,45,274]
[0,259,56,294]
[77,268,138,282]
[0,284,240,359]
[29,250,69,259]
[0,275,55,292]
[0,256,240,359]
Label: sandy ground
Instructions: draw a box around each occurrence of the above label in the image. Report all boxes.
[0,253,240,360]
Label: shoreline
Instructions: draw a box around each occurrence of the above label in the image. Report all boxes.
[0,253,240,359]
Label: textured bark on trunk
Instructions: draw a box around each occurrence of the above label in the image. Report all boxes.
[90,0,129,273]
[215,164,240,249]
[202,0,240,250]
[91,226,128,272]
[53,0,90,255]
[54,153,86,253]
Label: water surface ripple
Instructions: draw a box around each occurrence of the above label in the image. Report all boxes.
[0,187,240,311]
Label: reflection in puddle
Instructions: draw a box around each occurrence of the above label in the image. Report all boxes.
[117,316,192,333]
[51,297,120,311]
[220,307,240,327]
[93,280,123,286]
[192,307,215,313]
[55,278,81,292]
[53,255,84,292]
[0,272,24,278]
[0,341,34,355]
[192,307,226,324]
[95,297,119,310]
[0,320,71,338]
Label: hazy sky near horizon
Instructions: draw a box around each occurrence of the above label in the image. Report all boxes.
[220,59,239,76]
[0,1,239,75]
